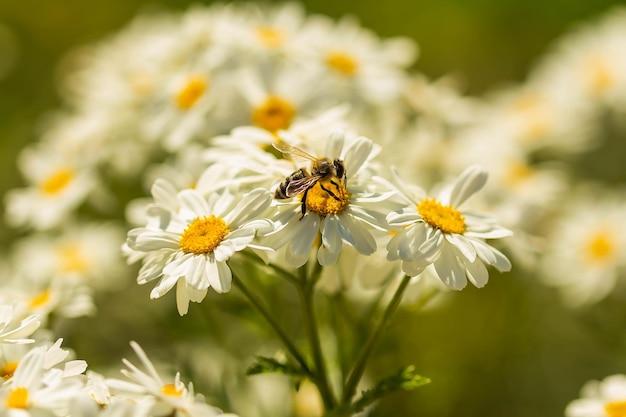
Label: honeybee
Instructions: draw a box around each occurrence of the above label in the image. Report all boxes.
[273,142,347,218]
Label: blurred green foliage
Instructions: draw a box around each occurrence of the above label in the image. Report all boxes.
[2,1,626,417]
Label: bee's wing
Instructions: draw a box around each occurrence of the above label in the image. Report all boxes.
[285,175,322,197]
[272,142,319,162]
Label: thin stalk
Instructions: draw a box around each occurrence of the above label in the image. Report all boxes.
[342,275,412,402]
[231,271,312,376]
[299,267,336,410]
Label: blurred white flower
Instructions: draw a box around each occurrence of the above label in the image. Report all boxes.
[106,342,233,417]
[566,374,626,417]
[541,195,626,306]
[0,305,39,346]
[5,146,94,230]
[0,340,86,416]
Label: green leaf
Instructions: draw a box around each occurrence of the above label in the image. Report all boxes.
[351,365,430,413]
[246,356,306,377]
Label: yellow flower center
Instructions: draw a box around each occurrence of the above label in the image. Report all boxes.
[511,93,550,140]
[305,179,350,216]
[586,56,615,96]
[417,198,466,235]
[179,216,229,255]
[252,96,296,132]
[29,290,51,309]
[161,383,183,397]
[605,400,626,417]
[504,161,534,186]
[585,230,616,264]
[175,75,209,110]
[1,362,18,380]
[325,52,358,77]
[5,387,29,409]
[57,244,90,274]
[256,26,284,48]
[40,169,74,196]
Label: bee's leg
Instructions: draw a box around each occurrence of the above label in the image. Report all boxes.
[300,188,309,220]
[330,179,341,188]
[320,184,341,201]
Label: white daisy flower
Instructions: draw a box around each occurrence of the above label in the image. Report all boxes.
[264,130,395,267]
[566,374,626,417]
[1,271,95,322]
[0,341,86,416]
[141,55,225,151]
[532,8,626,111]
[236,65,321,134]
[227,3,312,59]
[0,305,39,346]
[387,166,512,290]
[127,187,273,315]
[303,16,416,104]
[12,223,125,290]
[4,147,94,230]
[106,341,233,417]
[540,196,626,306]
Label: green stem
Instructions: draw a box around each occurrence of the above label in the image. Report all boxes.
[231,271,312,376]
[299,268,337,409]
[342,275,412,403]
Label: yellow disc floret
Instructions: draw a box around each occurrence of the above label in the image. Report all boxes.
[325,52,358,77]
[29,290,51,309]
[5,387,29,409]
[252,96,296,132]
[585,230,616,264]
[305,179,350,216]
[57,244,90,274]
[417,198,466,235]
[179,216,229,255]
[256,26,284,48]
[161,383,184,398]
[175,75,209,110]
[1,362,18,380]
[40,168,74,196]
[586,55,615,96]
[605,401,626,417]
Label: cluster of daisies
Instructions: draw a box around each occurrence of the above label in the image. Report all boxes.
[1,2,626,416]
[0,308,236,416]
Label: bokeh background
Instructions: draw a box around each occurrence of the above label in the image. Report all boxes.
[2,1,626,416]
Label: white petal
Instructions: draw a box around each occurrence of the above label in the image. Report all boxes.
[463,256,489,288]
[151,179,178,212]
[178,189,210,217]
[176,279,190,316]
[445,234,476,262]
[287,214,319,267]
[448,166,488,207]
[344,136,374,177]
[318,216,341,266]
[224,189,271,228]
[433,243,467,290]
[340,215,376,256]
[470,239,512,272]
[215,261,232,293]
[150,274,179,299]
[387,211,420,227]
[131,230,179,251]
